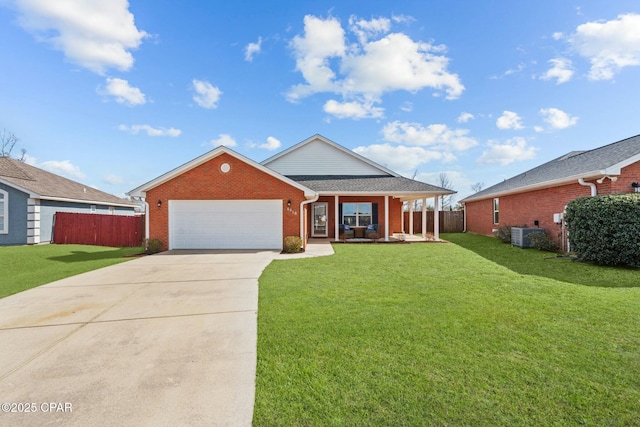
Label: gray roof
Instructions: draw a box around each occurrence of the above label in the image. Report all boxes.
[288,175,455,194]
[0,157,136,206]
[462,134,640,202]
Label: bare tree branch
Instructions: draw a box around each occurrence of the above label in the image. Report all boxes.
[1,129,18,157]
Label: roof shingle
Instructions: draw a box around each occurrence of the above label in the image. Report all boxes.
[462,134,640,201]
[0,157,136,206]
[288,175,454,194]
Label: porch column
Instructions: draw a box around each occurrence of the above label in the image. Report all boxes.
[421,198,427,240]
[401,202,405,233]
[334,195,339,241]
[384,195,389,241]
[409,201,414,235]
[433,195,440,241]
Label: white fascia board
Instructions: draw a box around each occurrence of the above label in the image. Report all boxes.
[461,170,609,203]
[127,145,316,199]
[40,196,136,208]
[0,177,40,198]
[261,134,400,177]
[604,152,640,175]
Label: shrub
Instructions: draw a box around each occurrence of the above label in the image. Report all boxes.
[146,238,163,254]
[494,224,529,244]
[529,232,560,252]
[564,194,640,267]
[283,236,303,253]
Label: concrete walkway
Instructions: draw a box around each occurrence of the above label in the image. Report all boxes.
[0,250,279,426]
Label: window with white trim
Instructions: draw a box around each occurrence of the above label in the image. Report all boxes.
[0,189,7,234]
[493,198,499,224]
[90,205,97,213]
[342,202,372,226]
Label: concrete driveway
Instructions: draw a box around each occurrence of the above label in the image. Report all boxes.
[0,249,279,426]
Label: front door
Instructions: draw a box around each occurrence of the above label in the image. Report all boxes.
[312,202,328,237]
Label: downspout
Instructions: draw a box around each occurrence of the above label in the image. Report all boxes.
[462,202,467,232]
[143,199,150,249]
[578,178,597,196]
[300,193,319,248]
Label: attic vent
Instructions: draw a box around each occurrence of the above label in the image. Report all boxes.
[511,227,545,248]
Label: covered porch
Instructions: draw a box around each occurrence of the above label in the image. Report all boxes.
[307,192,447,243]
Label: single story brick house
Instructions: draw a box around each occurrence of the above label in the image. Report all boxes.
[128,134,454,250]
[0,157,138,246]
[460,134,640,247]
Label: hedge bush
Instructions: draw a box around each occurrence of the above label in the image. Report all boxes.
[283,235,303,253]
[564,194,640,267]
[529,231,560,252]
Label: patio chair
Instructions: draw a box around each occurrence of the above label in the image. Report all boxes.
[339,224,354,240]
[365,223,379,239]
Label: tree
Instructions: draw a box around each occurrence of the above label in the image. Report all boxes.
[471,181,484,193]
[0,129,27,162]
[437,172,455,211]
[1,129,18,157]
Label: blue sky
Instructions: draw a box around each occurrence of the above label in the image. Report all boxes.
[1,1,639,202]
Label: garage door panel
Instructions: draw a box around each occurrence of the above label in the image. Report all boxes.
[169,200,282,250]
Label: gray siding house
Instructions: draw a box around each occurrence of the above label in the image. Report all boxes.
[0,157,137,246]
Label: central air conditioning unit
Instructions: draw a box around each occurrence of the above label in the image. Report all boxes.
[511,227,545,248]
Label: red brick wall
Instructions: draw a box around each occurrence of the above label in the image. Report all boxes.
[146,153,306,250]
[310,196,403,239]
[464,161,640,244]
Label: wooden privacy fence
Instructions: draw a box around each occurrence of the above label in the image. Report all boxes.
[402,210,464,234]
[53,212,144,247]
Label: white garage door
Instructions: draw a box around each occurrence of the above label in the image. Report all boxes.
[169,200,283,250]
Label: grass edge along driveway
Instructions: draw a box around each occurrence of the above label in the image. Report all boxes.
[0,244,143,298]
[254,237,640,426]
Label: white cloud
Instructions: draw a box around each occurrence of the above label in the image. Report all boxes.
[104,174,125,185]
[382,121,478,152]
[496,110,524,130]
[552,32,564,40]
[192,79,222,109]
[539,107,579,129]
[101,77,145,105]
[540,58,574,84]
[245,37,262,62]
[259,136,281,151]
[491,63,526,79]
[569,13,640,80]
[348,16,391,43]
[457,112,474,123]
[323,99,384,119]
[13,0,147,74]
[400,102,413,112]
[40,159,86,180]
[478,137,537,165]
[353,143,454,172]
[118,124,181,137]
[210,133,237,147]
[287,14,464,118]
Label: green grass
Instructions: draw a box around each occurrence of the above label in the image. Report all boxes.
[0,244,143,298]
[254,240,640,426]
[442,232,639,288]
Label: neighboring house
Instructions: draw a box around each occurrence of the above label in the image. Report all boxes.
[460,134,640,247]
[0,157,137,246]
[128,134,454,250]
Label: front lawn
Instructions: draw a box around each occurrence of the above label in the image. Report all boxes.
[0,244,143,298]
[254,241,640,426]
